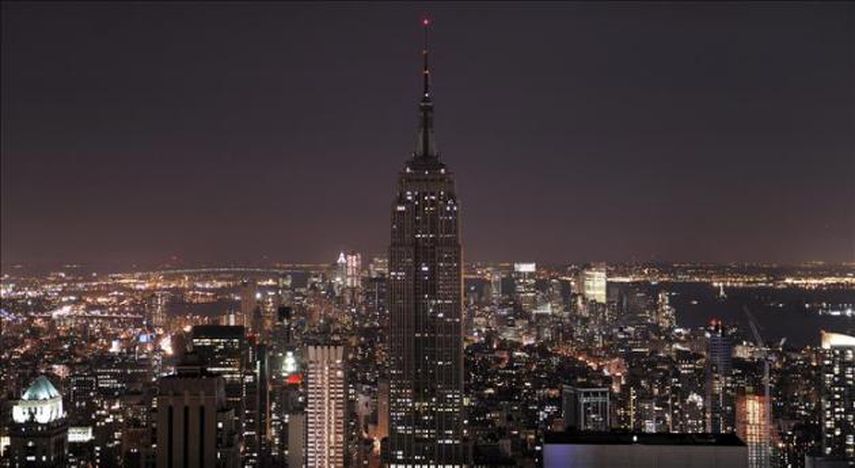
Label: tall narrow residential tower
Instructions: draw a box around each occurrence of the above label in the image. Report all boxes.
[387,19,467,466]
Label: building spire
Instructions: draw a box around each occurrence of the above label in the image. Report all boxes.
[414,17,438,160]
[422,17,430,99]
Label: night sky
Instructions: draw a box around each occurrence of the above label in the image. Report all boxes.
[2,2,853,267]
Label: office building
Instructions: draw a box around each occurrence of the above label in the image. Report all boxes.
[190,325,247,454]
[707,321,735,434]
[513,263,537,313]
[387,21,468,466]
[562,386,611,431]
[243,340,270,467]
[156,360,239,468]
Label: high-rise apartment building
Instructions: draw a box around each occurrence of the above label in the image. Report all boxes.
[305,344,346,468]
[820,331,855,462]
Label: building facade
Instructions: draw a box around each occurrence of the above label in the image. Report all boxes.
[305,345,346,468]
[580,264,607,305]
[820,331,855,462]
[735,392,771,468]
[707,321,735,434]
[190,325,249,462]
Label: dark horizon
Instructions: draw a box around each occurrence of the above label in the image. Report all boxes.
[3,2,854,266]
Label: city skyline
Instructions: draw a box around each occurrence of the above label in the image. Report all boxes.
[2,5,855,468]
[3,3,854,266]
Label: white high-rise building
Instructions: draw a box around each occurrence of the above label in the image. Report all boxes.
[345,251,362,289]
[306,345,346,468]
[240,280,257,329]
[580,264,607,304]
[513,262,537,312]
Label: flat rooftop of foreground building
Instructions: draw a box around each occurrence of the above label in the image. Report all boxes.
[544,431,746,447]
[191,324,246,338]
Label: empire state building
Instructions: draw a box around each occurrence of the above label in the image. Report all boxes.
[387,20,468,467]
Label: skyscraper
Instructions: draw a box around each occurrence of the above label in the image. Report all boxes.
[9,376,69,467]
[146,291,169,329]
[156,358,239,468]
[579,264,607,305]
[513,263,537,313]
[735,391,771,468]
[345,251,362,289]
[190,325,248,459]
[706,320,735,434]
[387,19,467,466]
[305,344,346,468]
[240,280,258,330]
[820,331,855,462]
[656,291,676,331]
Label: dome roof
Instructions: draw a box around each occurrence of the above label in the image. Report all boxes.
[21,376,61,401]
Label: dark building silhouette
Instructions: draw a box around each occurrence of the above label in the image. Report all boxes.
[562,386,610,431]
[191,325,246,436]
[155,358,239,468]
[706,321,735,434]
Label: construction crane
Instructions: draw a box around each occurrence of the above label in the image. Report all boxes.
[743,305,773,468]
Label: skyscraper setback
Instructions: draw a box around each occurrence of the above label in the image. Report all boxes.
[387,20,467,466]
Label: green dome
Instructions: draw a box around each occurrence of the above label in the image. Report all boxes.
[21,376,60,401]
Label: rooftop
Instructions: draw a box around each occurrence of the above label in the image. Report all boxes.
[544,431,746,447]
